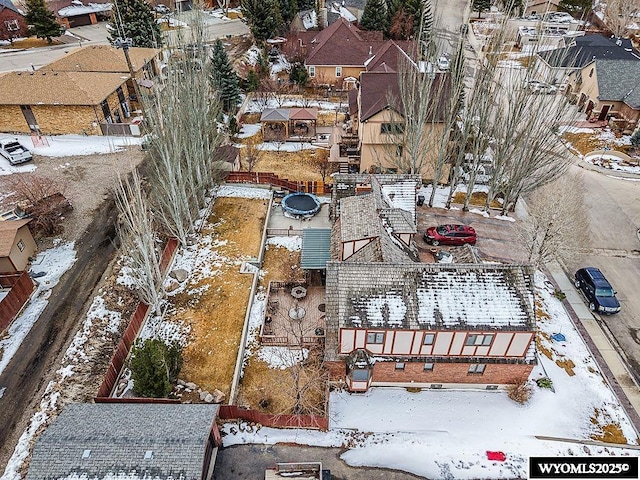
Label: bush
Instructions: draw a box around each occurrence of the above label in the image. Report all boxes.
[536,377,553,389]
[553,289,566,301]
[506,378,532,404]
[631,129,640,148]
[130,338,183,398]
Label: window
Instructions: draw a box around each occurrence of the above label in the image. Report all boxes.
[351,369,370,381]
[336,66,342,77]
[395,362,405,370]
[424,363,434,371]
[113,109,122,124]
[465,334,494,346]
[468,364,486,374]
[5,20,19,31]
[17,239,25,252]
[380,122,404,134]
[396,145,403,157]
[589,68,594,78]
[366,332,384,344]
[423,333,435,345]
[308,66,315,78]
[100,100,112,123]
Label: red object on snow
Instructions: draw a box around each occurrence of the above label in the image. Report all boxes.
[486,451,506,462]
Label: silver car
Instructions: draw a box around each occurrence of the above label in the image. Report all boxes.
[0,138,33,165]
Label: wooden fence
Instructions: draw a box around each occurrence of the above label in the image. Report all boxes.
[95,238,179,399]
[226,172,332,195]
[0,271,35,332]
[218,405,328,430]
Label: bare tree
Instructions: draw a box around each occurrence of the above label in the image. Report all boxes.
[312,149,333,182]
[518,174,587,267]
[115,168,164,310]
[604,0,640,39]
[242,136,264,172]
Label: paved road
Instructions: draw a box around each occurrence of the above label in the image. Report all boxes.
[559,162,640,384]
[214,444,425,480]
[433,0,470,55]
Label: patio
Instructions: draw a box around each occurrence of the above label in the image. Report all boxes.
[260,281,326,347]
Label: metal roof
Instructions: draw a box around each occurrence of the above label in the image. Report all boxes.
[301,228,332,269]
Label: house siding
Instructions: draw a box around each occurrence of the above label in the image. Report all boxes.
[310,66,364,87]
[0,105,30,133]
[0,8,28,41]
[7,225,37,272]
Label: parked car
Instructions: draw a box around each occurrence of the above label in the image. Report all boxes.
[153,4,170,14]
[423,224,477,246]
[527,80,557,94]
[437,55,450,71]
[0,138,32,165]
[574,267,621,314]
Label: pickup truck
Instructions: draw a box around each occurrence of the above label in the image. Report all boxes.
[0,138,33,165]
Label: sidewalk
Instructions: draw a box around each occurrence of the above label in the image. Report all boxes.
[546,260,640,434]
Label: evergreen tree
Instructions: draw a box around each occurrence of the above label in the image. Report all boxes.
[240,0,282,41]
[130,339,183,398]
[360,0,388,33]
[246,69,260,91]
[404,0,425,36]
[388,8,413,40]
[25,0,63,43]
[631,129,640,148]
[109,0,161,48]
[211,39,241,113]
[278,0,299,25]
[558,0,591,18]
[472,0,491,18]
[289,63,309,86]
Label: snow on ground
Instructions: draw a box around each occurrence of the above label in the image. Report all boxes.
[245,98,341,114]
[0,241,76,376]
[237,123,261,139]
[215,184,271,199]
[0,157,37,176]
[583,153,640,175]
[2,134,143,158]
[266,236,302,251]
[257,142,319,152]
[223,271,639,479]
[257,346,309,369]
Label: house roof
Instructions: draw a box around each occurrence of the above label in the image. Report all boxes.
[301,228,332,269]
[340,194,380,242]
[0,71,126,105]
[0,0,21,14]
[365,40,413,72]
[260,108,290,121]
[42,45,158,73]
[595,59,640,109]
[26,403,220,480]
[0,218,31,257]
[537,34,640,69]
[57,1,111,17]
[289,107,318,120]
[214,144,240,163]
[325,262,535,331]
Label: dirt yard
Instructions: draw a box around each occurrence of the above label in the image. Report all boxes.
[169,197,268,397]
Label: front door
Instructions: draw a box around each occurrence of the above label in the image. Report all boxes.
[20,105,38,131]
[598,104,611,121]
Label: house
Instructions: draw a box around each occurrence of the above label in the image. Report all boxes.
[0,45,160,135]
[523,0,560,16]
[26,403,221,480]
[323,174,537,392]
[48,0,112,29]
[569,58,640,132]
[535,34,640,86]
[0,0,28,42]
[0,218,36,274]
[215,144,241,172]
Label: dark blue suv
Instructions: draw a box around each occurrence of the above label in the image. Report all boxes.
[574,267,621,314]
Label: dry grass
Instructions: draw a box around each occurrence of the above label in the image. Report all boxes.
[451,191,502,209]
[2,37,61,48]
[260,245,302,288]
[590,409,629,444]
[255,149,325,181]
[555,358,576,376]
[535,299,551,321]
[562,131,628,155]
[171,198,268,396]
[536,332,553,360]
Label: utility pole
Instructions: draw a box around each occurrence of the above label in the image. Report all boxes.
[115,37,147,119]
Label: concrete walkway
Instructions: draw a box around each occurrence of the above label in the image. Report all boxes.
[546,260,640,434]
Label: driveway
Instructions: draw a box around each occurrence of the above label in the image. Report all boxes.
[214,444,424,480]
[417,206,528,263]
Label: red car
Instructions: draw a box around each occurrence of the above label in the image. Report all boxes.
[423,224,477,246]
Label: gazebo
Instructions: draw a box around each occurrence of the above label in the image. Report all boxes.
[289,107,318,139]
[260,108,289,141]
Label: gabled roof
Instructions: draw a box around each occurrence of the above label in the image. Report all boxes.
[42,45,158,74]
[340,194,380,242]
[595,59,640,109]
[214,144,240,163]
[0,218,31,257]
[260,108,290,121]
[0,71,126,105]
[325,262,535,331]
[537,34,640,69]
[0,0,21,14]
[289,107,318,120]
[26,403,220,480]
[365,40,413,72]
[57,1,111,17]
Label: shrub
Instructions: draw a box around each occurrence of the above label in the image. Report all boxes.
[553,289,566,301]
[130,338,183,398]
[631,129,640,148]
[506,378,532,404]
[536,377,553,389]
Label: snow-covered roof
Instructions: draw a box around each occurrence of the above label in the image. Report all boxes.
[58,1,111,17]
[326,262,535,331]
[26,403,220,480]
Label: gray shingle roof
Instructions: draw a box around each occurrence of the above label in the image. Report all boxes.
[537,34,640,69]
[325,262,535,332]
[301,228,332,269]
[260,108,290,121]
[26,403,220,480]
[595,59,640,109]
[339,194,380,241]
[0,0,20,14]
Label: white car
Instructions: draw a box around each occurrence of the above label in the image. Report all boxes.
[527,80,557,94]
[0,138,32,165]
[437,55,450,71]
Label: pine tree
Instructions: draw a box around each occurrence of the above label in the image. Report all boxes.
[278,0,299,25]
[246,69,260,91]
[109,0,162,48]
[130,339,183,398]
[472,0,491,18]
[360,0,388,33]
[211,39,241,113]
[25,0,63,43]
[240,0,282,41]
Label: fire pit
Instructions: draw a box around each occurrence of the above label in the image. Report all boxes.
[291,286,307,299]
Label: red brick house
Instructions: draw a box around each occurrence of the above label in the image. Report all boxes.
[0,0,28,42]
[325,174,537,391]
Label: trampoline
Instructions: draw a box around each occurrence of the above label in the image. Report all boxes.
[281,192,321,217]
